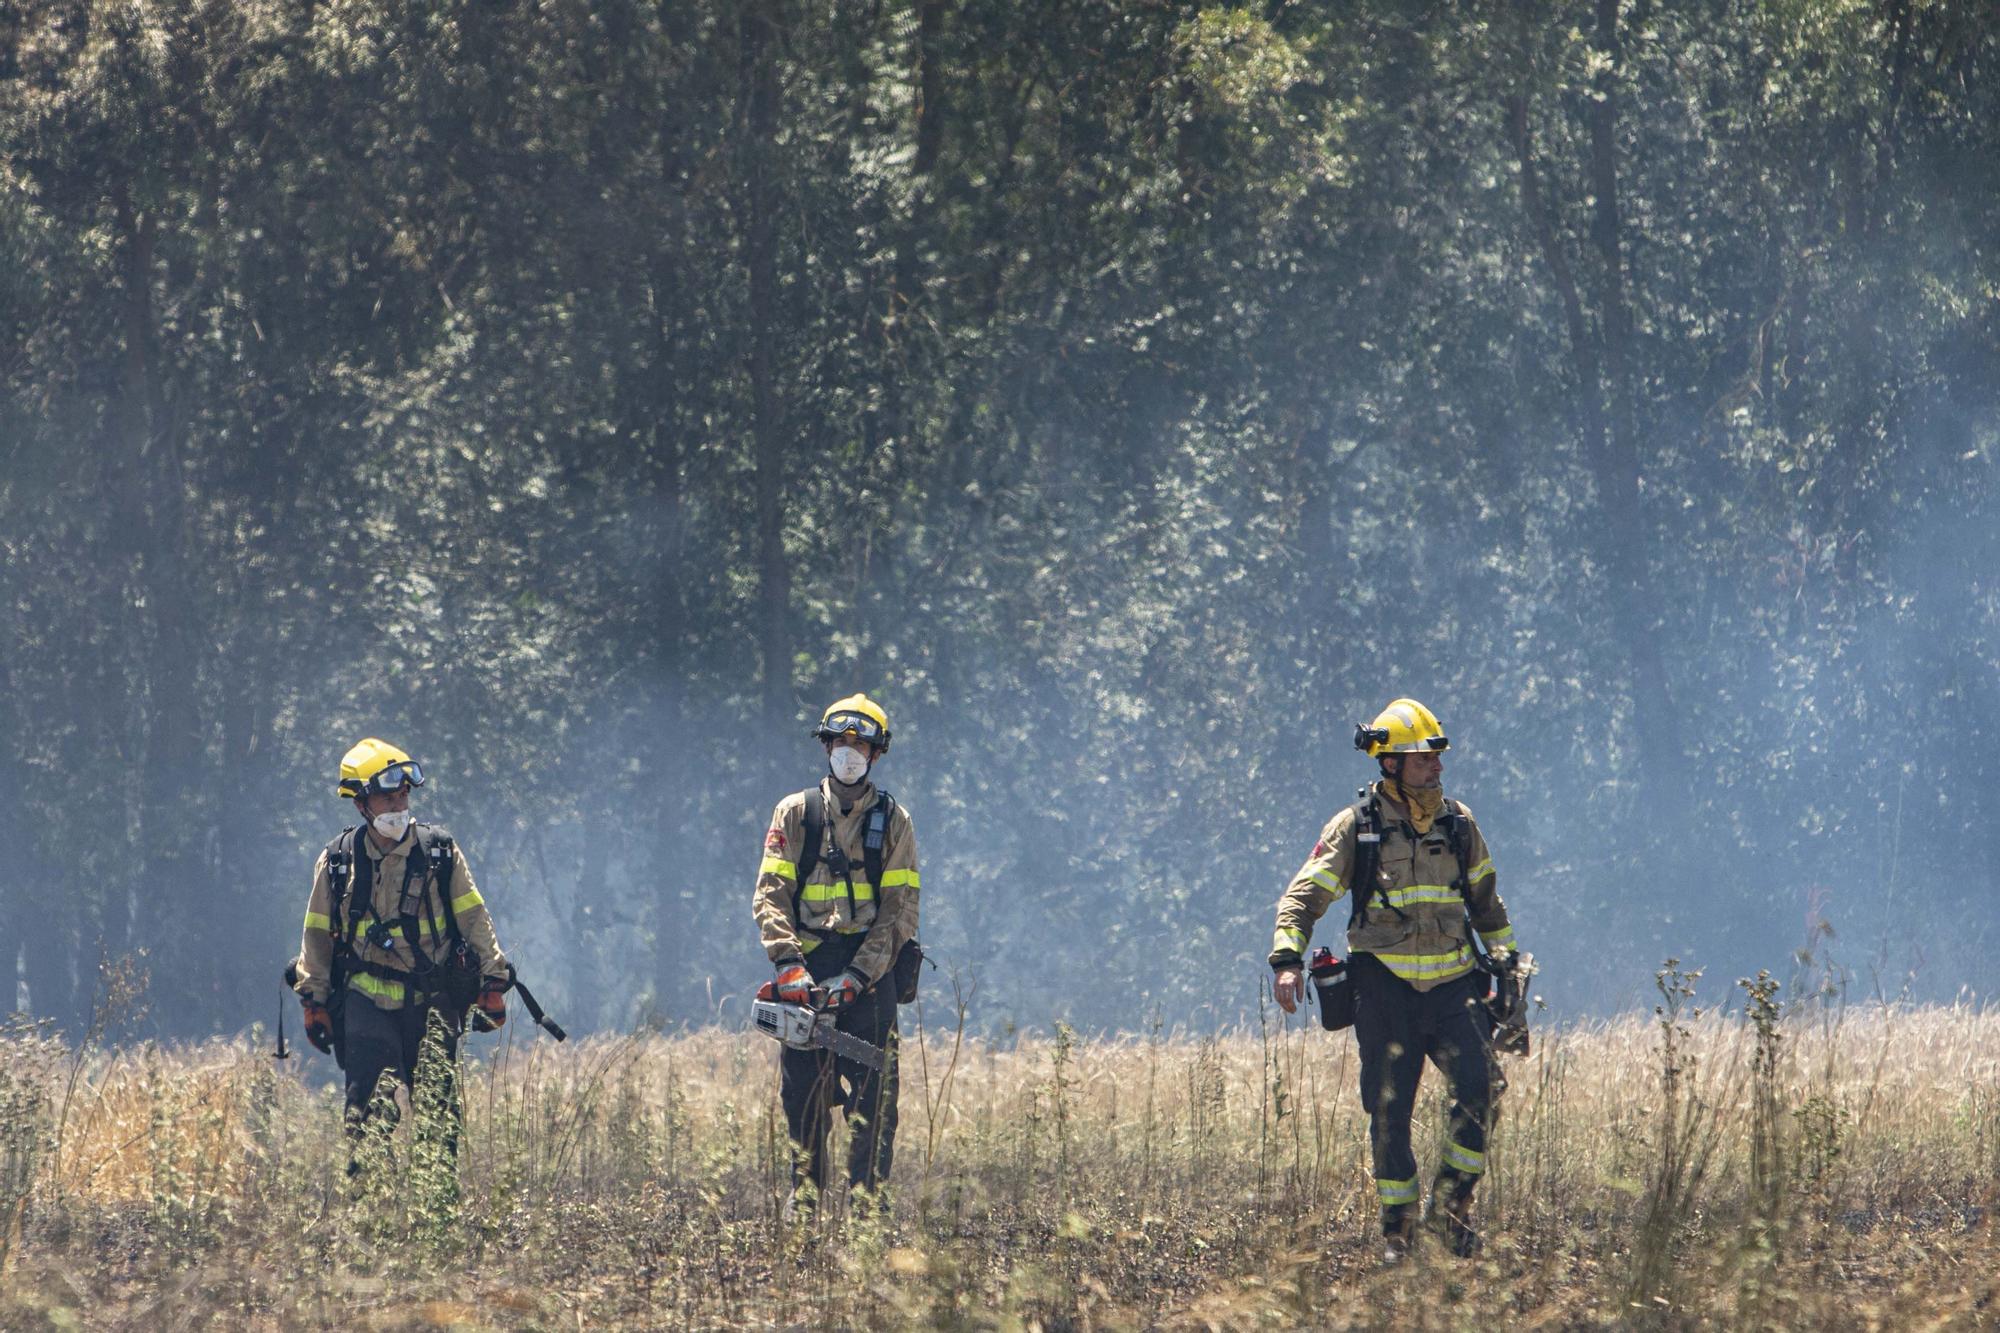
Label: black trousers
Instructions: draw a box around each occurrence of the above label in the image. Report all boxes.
[779,935,900,1193]
[341,993,461,1129]
[1351,952,1493,1220]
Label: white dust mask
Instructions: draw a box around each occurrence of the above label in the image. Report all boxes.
[371,809,414,841]
[828,746,870,785]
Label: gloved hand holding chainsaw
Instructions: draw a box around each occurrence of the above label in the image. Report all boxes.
[753,969,887,1071]
[1484,949,1537,1056]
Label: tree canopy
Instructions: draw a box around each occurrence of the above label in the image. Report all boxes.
[2,0,1995,1037]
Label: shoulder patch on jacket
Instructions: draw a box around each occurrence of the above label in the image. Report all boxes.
[765,827,787,854]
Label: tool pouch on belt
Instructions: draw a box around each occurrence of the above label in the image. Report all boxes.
[431,940,485,1019]
[893,938,924,1005]
[1308,948,1355,1031]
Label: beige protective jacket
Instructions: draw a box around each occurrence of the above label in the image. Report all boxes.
[293,823,509,1010]
[1268,783,1515,992]
[754,778,919,986]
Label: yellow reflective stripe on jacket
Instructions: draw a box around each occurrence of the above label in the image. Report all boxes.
[1368,947,1476,982]
[798,880,877,904]
[303,911,332,932]
[1376,883,1463,909]
[1308,868,1342,895]
[761,856,797,881]
[450,886,484,915]
[349,972,407,1003]
[1273,927,1308,957]
[356,916,448,944]
[1466,857,1494,883]
[1479,924,1516,951]
[879,867,919,889]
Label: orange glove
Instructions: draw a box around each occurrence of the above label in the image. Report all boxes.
[823,970,865,1011]
[775,963,812,1004]
[302,1001,333,1054]
[474,988,507,1030]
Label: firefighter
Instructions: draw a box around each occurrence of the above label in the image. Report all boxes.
[291,739,511,1143]
[753,694,920,1217]
[1269,699,1523,1261]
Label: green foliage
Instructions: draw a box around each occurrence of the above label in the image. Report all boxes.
[0,0,1996,1037]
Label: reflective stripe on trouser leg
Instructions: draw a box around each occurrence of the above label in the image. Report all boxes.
[1377,1176,1420,1207]
[1354,953,1426,1201]
[1434,984,1494,1185]
[1442,1137,1485,1176]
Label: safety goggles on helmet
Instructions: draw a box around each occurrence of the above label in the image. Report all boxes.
[359,759,425,795]
[815,711,885,744]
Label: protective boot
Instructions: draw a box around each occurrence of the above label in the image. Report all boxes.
[1424,1170,1480,1258]
[1380,1203,1419,1266]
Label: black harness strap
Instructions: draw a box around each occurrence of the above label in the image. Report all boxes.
[326,824,562,1037]
[331,827,370,949]
[335,825,467,990]
[1347,791,1386,929]
[793,787,896,927]
[1346,790,1475,930]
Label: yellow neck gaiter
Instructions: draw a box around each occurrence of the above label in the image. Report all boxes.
[1384,778,1445,835]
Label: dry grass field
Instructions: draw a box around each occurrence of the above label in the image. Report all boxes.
[3,970,1997,1330]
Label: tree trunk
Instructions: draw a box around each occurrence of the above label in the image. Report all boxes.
[742,0,792,729]
[1870,0,1914,235]
[113,183,209,1027]
[893,0,945,316]
[1508,14,1686,804]
[1582,0,1686,800]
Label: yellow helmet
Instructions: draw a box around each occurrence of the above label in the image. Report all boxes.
[812,694,892,752]
[1354,698,1449,757]
[336,738,427,800]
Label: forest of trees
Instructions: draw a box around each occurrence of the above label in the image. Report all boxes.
[1,0,1995,1039]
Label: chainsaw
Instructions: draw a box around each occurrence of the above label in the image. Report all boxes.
[1484,950,1538,1056]
[751,979,886,1071]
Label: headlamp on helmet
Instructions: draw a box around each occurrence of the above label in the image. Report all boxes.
[1354,699,1449,757]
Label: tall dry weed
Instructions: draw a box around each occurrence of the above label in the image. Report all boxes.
[2,979,1996,1328]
